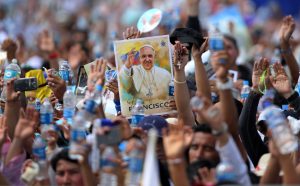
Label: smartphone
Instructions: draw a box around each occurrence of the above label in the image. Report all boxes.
[14,77,38,92]
[96,119,122,146]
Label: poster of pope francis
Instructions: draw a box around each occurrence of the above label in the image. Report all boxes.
[114,35,175,117]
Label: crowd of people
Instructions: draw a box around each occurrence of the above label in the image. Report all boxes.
[0,0,300,185]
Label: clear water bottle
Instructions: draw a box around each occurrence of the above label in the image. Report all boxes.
[240,80,251,99]
[63,86,76,124]
[100,146,117,186]
[3,58,21,83]
[69,112,87,160]
[216,161,236,183]
[271,48,281,64]
[126,139,144,186]
[131,99,144,127]
[32,135,48,181]
[258,88,276,112]
[59,60,71,83]
[1,59,21,101]
[169,80,174,97]
[190,96,204,110]
[82,99,97,129]
[35,98,41,112]
[263,105,298,154]
[40,98,54,139]
[91,85,103,105]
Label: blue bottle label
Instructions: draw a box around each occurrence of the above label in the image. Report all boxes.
[241,93,249,99]
[63,108,75,119]
[35,102,41,111]
[209,38,224,51]
[4,69,19,80]
[101,159,116,168]
[40,113,53,124]
[169,85,174,96]
[33,146,46,160]
[131,115,144,126]
[71,130,86,142]
[59,70,69,82]
[129,158,143,172]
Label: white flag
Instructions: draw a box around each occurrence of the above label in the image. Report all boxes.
[142,129,160,186]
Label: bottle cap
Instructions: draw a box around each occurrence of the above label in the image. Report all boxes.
[243,80,249,86]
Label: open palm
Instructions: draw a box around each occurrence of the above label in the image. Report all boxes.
[279,15,295,43]
[163,124,186,159]
[270,63,292,95]
[14,107,39,140]
[88,58,107,92]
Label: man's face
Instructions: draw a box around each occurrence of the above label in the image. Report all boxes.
[224,38,239,68]
[188,132,219,164]
[55,160,84,186]
[140,46,155,71]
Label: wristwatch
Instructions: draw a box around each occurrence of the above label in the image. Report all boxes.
[212,122,228,136]
[216,78,233,90]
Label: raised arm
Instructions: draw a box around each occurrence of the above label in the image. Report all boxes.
[210,51,247,161]
[173,41,195,126]
[279,15,299,85]
[4,79,21,140]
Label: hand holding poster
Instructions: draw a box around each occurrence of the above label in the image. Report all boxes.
[114,35,175,117]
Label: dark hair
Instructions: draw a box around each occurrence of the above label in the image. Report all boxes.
[50,148,78,172]
[192,123,212,134]
[223,34,239,51]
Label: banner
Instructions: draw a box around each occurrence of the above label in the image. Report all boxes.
[114,35,175,117]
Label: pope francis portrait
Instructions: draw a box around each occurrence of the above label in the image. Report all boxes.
[119,44,171,102]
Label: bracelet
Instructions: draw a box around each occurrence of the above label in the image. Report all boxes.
[216,78,233,90]
[167,158,183,165]
[173,79,186,84]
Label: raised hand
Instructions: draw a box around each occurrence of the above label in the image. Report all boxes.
[123,27,141,40]
[112,115,132,140]
[87,58,107,92]
[173,41,189,71]
[192,38,208,58]
[38,30,55,53]
[124,48,137,69]
[270,62,293,98]
[252,58,271,92]
[163,121,189,159]
[6,79,20,103]
[279,15,295,46]
[106,78,119,99]
[14,107,39,140]
[47,73,66,101]
[210,51,230,81]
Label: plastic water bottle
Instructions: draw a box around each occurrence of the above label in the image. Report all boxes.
[40,98,54,139]
[59,60,71,83]
[258,88,276,112]
[82,99,97,129]
[169,80,174,97]
[216,161,236,183]
[126,139,144,186]
[69,112,87,160]
[63,86,76,124]
[263,105,298,154]
[271,48,281,64]
[190,96,204,110]
[91,85,103,105]
[131,99,144,127]
[240,80,251,99]
[100,146,117,186]
[209,26,225,63]
[32,135,48,181]
[1,59,21,101]
[35,98,41,112]
[3,58,21,83]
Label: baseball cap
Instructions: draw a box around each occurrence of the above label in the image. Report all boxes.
[137,115,168,137]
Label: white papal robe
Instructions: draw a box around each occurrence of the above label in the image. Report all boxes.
[119,65,171,101]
